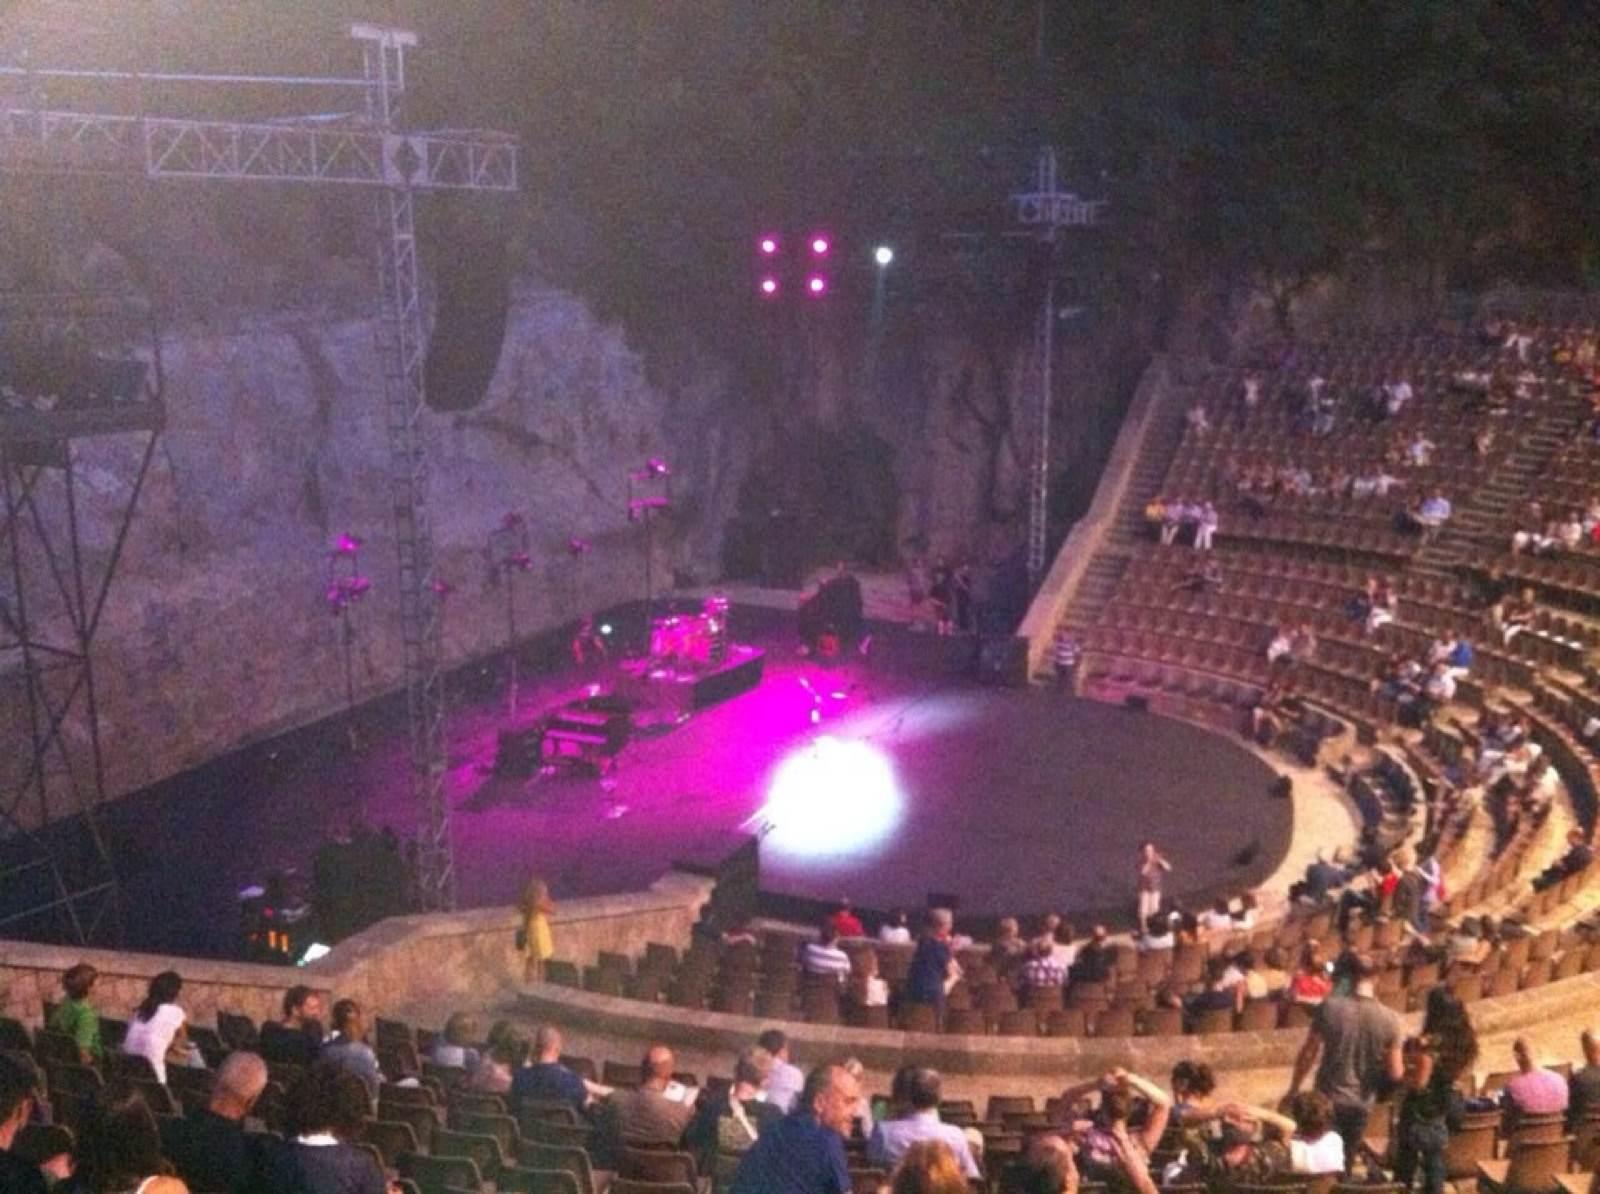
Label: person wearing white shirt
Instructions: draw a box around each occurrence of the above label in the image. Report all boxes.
[867,1067,983,1178]
[123,970,190,1085]
[800,925,853,983]
[878,909,913,946]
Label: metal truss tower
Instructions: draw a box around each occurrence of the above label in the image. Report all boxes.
[1011,147,1104,586]
[0,24,518,918]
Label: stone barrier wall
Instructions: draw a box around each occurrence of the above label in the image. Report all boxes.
[0,869,712,1029]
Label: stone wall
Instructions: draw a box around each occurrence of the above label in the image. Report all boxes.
[0,289,744,828]
[0,868,712,1029]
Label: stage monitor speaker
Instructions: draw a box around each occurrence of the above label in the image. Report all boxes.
[1125,693,1151,712]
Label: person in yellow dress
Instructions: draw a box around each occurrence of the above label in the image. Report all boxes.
[519,877,556,983]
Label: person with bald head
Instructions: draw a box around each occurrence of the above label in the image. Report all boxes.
[159,1050,268,1191]
[1502,1037,1568,1132]
[730,1061,860,1194]
[512,1024,592,1113]
[597,1043,697,1165]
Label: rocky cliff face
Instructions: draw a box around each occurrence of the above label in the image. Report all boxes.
[3,288,739,823]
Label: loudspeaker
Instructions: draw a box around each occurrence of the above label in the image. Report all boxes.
[978,634,1028,686]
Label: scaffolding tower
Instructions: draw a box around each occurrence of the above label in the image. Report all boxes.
[0,23,518,922]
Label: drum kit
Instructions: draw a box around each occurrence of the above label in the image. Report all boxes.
[647,593,730,670]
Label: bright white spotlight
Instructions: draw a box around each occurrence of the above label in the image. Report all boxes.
[760,736,901,860]
[873,245,894,267]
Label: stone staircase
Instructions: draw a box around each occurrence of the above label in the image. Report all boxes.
[1417,396,1589,575]
[1059,394,1191,629]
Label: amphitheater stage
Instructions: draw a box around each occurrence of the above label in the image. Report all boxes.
[84,601,1296,956]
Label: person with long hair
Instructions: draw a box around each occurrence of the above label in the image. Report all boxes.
[71,1087,188,1194]
[519,876,556,984]
[120,972,189,1086]
[1395,987,1479,1194]
[890,1139,969,1194]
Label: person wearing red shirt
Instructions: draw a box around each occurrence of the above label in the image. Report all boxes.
[827,900,865,939]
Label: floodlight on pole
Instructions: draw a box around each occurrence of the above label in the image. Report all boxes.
[873,245,894,267]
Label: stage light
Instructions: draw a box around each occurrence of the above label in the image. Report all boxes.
[759,277,779,297]
[296,942,332,966]
[874,245,894,267]
[760,736,902,860]
[600,623,613,636]
[810,235,830,256]
[807,275,828,296]
[759,235,779,255]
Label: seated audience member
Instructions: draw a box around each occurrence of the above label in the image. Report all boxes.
[1062,1067,1172,1183]
[827,900,865,940]
[1532,828,1594,891]
[248,1062,387,1194]
[48,963,103,1064]
[880,909,913,945]
[1287,943,1333,1005]
[122,970,191,1085]
[469,1031,526,1094]
[1171,559,1223,596]
[730,1062,860,1194]
[598,1045,696,1160]
[1037,915,1079,970]
[1070,925,1115,985]
[1198,899,1235,936]
[1501,1037,1569,1130]
[1185,957,1245,1021]
[1018,939,1068,994]
[0,1053,50,1194]
[1170,1060,1220,1127]
[431,1011,480,1071]
[1569,1030,1600,1125]
[1280,1090,1345,1174]
[317,999,382,1100]
[761,1028,806,1113]
[73,1089,189,1194]
[849,951,891,1010]
[801,923,854,983]
[160,1051,268,1192]
[992,917,1028,973]
[1012,1133,1090,1194]
[1492,587,1536,644]
[890,1140,970,1194]
[259,985,325,1068]
[1194,502,1219,550]
[868,1066,982,1179]
[1266,626,1295,665]
[511,1025,593,1112]
[1408,490,1452,537]
[1179,1112,1290,1187]
[1136,914,1176,953]
[684,1045,783,1175]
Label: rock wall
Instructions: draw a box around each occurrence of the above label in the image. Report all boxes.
[2,288,737,825]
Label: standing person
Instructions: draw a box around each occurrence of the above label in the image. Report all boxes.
[1395,988,1478,1194]
[48,963,103,1064]
[122,971,191,1086]
[930,558,954,636]
[1284,953,1403,1170]
[519,876,556,985]
[905,909,961,1027]
[730,1062,860,1194]
[1135,842,1172,929]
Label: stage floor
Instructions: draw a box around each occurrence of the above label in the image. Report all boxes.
[92,606,1293,954]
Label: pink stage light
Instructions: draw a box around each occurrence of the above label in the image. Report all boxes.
[760,736,902,860]
[810,235,830,256]
[759,277,779,296]
[759,235,780,255]
[807,275,828,296]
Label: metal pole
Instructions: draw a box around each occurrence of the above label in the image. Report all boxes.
[505,565,519,715]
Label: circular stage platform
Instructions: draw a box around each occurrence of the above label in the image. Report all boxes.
[103,611,1294,955]
[751,687,1292,925]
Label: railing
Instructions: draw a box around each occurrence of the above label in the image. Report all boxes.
[1018,354,1172,677]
